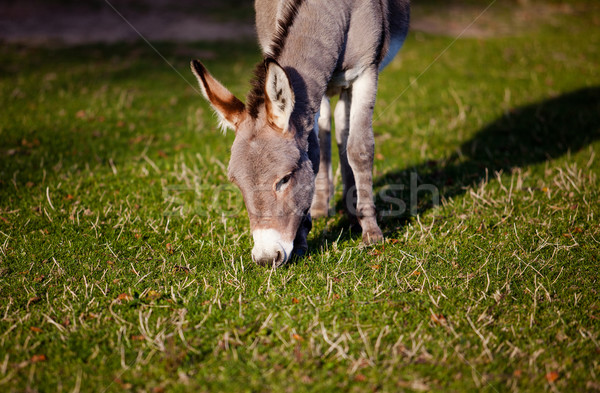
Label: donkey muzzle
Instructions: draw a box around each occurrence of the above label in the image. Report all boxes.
[251,229,294,267]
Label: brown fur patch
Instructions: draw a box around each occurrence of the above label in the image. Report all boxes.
[192,60,245,125]
[247,60,268,119]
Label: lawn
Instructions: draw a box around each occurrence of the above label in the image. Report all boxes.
[1,1,599,392]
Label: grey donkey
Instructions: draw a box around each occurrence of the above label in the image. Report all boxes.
[191,0,410,266]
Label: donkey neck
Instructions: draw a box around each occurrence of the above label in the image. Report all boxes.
[272,3,351,136]
[278,52,336,136]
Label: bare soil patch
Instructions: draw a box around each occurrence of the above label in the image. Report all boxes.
[0,1,255,45]
[0,1,593,45]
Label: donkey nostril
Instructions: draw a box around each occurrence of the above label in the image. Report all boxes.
[252,245,287,267]
[274,251,282,264]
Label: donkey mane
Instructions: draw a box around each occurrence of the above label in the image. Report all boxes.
[247,0,305,119]
[246,62,268,119]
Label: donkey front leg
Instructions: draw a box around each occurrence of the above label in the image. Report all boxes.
[346,67,383,245]
[335,88,358,221]
[311,96,334,218]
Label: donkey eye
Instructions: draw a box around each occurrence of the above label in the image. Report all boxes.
[275,173,292,191]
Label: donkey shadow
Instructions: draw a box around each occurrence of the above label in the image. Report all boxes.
[309,86,600,248]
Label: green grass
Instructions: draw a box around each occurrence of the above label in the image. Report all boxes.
[1,2,600,392]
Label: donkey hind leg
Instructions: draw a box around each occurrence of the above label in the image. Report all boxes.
[311,96,334,218]
[346,67,383,245]
[335,88,359,224]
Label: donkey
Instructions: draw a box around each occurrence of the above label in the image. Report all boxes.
[191,0,410,267]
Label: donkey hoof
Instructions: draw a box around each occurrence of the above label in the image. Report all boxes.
[362,229,384,245]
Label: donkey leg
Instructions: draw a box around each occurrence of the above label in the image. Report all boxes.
[311,96,334,218]
[346,67,383,245]
[334,88,358,221]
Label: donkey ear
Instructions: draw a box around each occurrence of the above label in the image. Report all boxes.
[264,59,295,133]
[190,60,246,132]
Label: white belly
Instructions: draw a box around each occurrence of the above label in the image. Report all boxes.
[327,33,406,91]
[328,65,366,90]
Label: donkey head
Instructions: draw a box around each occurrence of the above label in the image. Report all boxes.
[191,59,315,267]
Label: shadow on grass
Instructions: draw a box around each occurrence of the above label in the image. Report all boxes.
[310,86,600,247]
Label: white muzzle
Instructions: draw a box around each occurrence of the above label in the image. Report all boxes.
[251,229,294,267]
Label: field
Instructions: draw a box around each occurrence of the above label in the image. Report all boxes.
[1,1,599,392]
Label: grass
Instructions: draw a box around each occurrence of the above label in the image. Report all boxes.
[1,1,599,392]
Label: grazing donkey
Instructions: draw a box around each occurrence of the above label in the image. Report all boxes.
[191,0,410,266]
